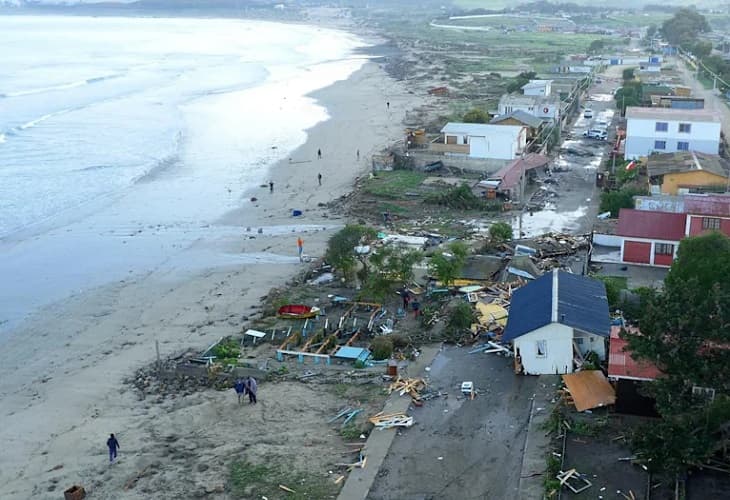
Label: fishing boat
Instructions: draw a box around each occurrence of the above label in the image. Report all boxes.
[277,304,320,319]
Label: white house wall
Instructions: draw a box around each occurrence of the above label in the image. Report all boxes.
[625,117,721,160]
[513,323,574,375]
[573,330,607,360]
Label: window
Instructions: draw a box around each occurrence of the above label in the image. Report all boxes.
[655,122,668,132]
[654,140,666,150]
[655,243,673,255]
[678,123,692,133]
[536,340,547,357]
[677,141,690,151]
[574,337,584,345]
[693,386,716,402]
[703,217,721,230]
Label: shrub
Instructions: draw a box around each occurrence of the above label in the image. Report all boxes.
[489,222,513,242]
[371,336,394,360]
[424,184,484,210]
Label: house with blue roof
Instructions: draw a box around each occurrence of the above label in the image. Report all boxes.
[503,269,610,375]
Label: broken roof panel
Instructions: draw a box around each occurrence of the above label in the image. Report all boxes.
[333,346,371,362]
[491,153,550,192]
[562,370,616,411]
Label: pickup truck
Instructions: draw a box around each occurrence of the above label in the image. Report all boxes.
[583,129,607,140]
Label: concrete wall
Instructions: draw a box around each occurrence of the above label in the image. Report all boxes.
[592,233,622,247]
[514,323,574,375]
[661,171,729,195]
[625,117,721,160]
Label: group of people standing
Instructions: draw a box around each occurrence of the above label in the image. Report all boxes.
[234,376,258,405]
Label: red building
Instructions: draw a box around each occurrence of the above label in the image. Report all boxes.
[608,326,662,382]
[612,195,730,267]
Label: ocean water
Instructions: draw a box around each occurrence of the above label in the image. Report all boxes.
[0,15,366,332]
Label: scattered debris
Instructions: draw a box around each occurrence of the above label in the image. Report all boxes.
[556,468,592,494]
[388,377,427,402]
[369,412,414,429]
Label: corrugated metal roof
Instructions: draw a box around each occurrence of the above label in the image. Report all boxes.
[557,272,610,337]
[608,326,662,381]
[491,153,550,191]
[490,110,544,129]
[684,194,730,217]
[625,106,721,123]
[503,270,610,341]
[502,272,553,342]
[616,208,686,240]
[647,151,730,178]
[441,122,523,138]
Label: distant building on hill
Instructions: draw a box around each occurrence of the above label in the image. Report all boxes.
[521,79,552,96]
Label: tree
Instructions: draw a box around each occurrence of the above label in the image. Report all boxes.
[690,40,713,60]
[646,24,658,40]
[599,186,646,218]
[588,39,605,54]
[506,71,537,93]
[661,8,710,48]
[462,109,491,124]
[615,80,642,114]
[428,241,468,287]
[326,225,376,282]
[622,67,635,81]
[489,222,513,243]
[623,233,730,474]
[361,246,422,302]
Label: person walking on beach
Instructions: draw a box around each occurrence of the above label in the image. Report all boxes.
[246,376,258,404]
[317,148,322,160]
[269,181,274,193]
[107,433,120,463]
[356,149,360,161]
[297,236,304,262]
[386,101,390,110]
[234,378,246,405]
[318,173,322,186]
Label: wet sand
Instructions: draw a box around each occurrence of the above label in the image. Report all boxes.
[0,60,423,499]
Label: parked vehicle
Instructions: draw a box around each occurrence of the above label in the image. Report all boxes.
[583,129,607,140]
[583,109,593,119]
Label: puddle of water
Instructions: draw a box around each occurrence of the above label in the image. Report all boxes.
[511,206,588,238]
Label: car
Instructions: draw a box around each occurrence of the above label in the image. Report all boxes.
[583,109,593,119]
[583,129,607,140]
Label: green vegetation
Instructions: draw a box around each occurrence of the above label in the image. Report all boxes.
[594,276,628,309]
[370,336,394,361]
[445,301,476,342]
[362,171,426,199]
[599,186,646,218]
[361,246,422,302]
[211,337,240,366]
[588,39,605,54]
[326,225,377,282]
[424,184,500,211]
[507,71,537,93]
[661,8,710,49]
[489,222,513,243]
[229,461,337,500]
[625,233,730,474]
[462,108,491,123]
[340,424,363,440]
[428,241,469,287]
[615,80,642,115]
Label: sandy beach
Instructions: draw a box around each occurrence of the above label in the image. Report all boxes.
[0,57,423,499]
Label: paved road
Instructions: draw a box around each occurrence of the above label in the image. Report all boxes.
[367,346,540,500]
[674,56,730,137]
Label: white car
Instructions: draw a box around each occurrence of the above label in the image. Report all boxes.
[583,109,593,119]
[583,129,607,140]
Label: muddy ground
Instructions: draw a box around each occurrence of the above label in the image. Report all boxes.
[367,345,543,500]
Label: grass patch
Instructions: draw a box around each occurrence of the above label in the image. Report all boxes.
[362,171,427,199]
[230,461,338,499]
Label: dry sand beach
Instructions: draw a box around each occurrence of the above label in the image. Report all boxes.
[0,60,424,499]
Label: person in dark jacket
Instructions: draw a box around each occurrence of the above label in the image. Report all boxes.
[246,376,258,404]
[234,378,246,405]
[107,433,120,463]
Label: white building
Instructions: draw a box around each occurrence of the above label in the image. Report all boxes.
[439,122,527,160]
[624,107,722,160]
[503,270,610,375]
[498,94,560,122]
[521,79,552,96]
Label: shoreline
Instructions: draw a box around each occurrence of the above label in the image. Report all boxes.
[0,43,425,498]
